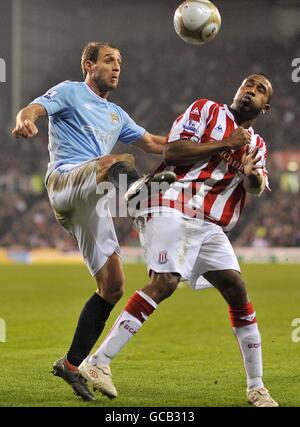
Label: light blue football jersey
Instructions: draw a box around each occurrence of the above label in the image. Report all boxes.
[31,81,145,179]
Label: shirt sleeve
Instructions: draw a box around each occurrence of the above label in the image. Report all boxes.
[255,135,271,191]
[30,81,71,116]
[167,99,210,144]
[118,109,146,144]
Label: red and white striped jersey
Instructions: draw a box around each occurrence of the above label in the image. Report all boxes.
[145,99,269,232]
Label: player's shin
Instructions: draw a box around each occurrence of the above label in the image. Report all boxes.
[107,161,140,191]
[89,290,157,365]
[67,292,114,367]
[229,303,264,389]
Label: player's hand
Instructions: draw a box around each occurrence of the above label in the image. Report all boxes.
[242,145,262,176]
[227,127,251,151]
[12,119,38,138]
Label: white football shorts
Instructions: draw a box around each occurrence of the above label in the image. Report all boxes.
[46,158,120,276]
[137,213,240,290]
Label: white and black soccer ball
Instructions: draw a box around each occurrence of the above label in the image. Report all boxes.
[174,0,221,45]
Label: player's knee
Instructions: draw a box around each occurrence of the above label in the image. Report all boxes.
[151,273,180,302]
[115,153,135,168]
[109,285,124,304]
[96,154,135,181]
[97,278,125,305]
[225,275,247,305]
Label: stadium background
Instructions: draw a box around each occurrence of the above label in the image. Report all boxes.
[0,0,300,255]
[0,0,300,408]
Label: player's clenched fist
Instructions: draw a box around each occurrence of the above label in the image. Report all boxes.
[227,126,251,150]
[12,119,38,138]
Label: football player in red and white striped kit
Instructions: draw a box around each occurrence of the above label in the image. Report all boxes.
[78,74,279,407]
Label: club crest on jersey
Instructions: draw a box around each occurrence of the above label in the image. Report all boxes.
[111,113,119,123]
[159,251,168,264]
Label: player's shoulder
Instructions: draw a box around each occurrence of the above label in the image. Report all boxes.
[189,98,222,113]
[52,80,78,88]
[48,80,81,95]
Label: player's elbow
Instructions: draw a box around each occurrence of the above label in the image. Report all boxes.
[163,144,178,166]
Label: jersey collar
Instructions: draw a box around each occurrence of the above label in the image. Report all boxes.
[83,82,108,103]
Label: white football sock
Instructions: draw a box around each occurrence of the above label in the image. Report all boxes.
[89,311,142,365]
[233,323,264,390]
[89,291,157,366]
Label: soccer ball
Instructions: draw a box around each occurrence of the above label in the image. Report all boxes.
[174,0,221,45]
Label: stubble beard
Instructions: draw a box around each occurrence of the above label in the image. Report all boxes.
[94,75,116,94]
[235,98,261,121]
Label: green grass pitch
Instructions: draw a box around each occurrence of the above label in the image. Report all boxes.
[0,263,299,407]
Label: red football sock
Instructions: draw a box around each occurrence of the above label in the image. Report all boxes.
[124,291,155,323]
[229,302,257,328]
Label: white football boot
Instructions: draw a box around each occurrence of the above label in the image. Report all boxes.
[124,171,176,203]
[78,359,117,399]
[247,387,279,407]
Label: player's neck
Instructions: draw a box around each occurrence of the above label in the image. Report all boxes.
[85,80,110,100]
[228,106,256,129]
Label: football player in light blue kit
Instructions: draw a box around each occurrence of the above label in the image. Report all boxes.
[12,42,174,401]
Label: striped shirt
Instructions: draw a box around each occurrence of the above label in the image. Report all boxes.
[144,99,269,231]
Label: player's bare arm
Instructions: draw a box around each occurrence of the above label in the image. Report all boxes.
[12,103,47,138]
[132,131,166,155]
[242,146,266,196]
[164,126,250,166]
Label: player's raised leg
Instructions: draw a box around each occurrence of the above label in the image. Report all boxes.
[96,152,176,205]
[79,272,180,398]
[106,158,176,205]
[204,269,278,407]
[51,155,130,400]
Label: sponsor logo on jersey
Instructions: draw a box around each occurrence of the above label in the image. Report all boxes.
[215,124,223,133]
[111,113,119,123]
[42,89,57,100]
[219,150,244,172]
[159,251,168,264]
[81,125,114,145]
[191,107,200,115]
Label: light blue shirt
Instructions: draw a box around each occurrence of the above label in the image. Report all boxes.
[31,81,145,179]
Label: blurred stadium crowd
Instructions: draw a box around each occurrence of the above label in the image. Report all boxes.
[1,34,299,250]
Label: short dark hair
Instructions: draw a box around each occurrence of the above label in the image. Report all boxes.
[81,42,120,78]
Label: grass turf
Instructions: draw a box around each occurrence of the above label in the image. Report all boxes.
[0,263,299,407]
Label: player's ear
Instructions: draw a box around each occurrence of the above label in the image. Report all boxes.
[84,60,94,75]
[262,104,270,114]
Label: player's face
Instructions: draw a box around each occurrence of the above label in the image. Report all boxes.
[232,75,273,116]
[90,47,122,92]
